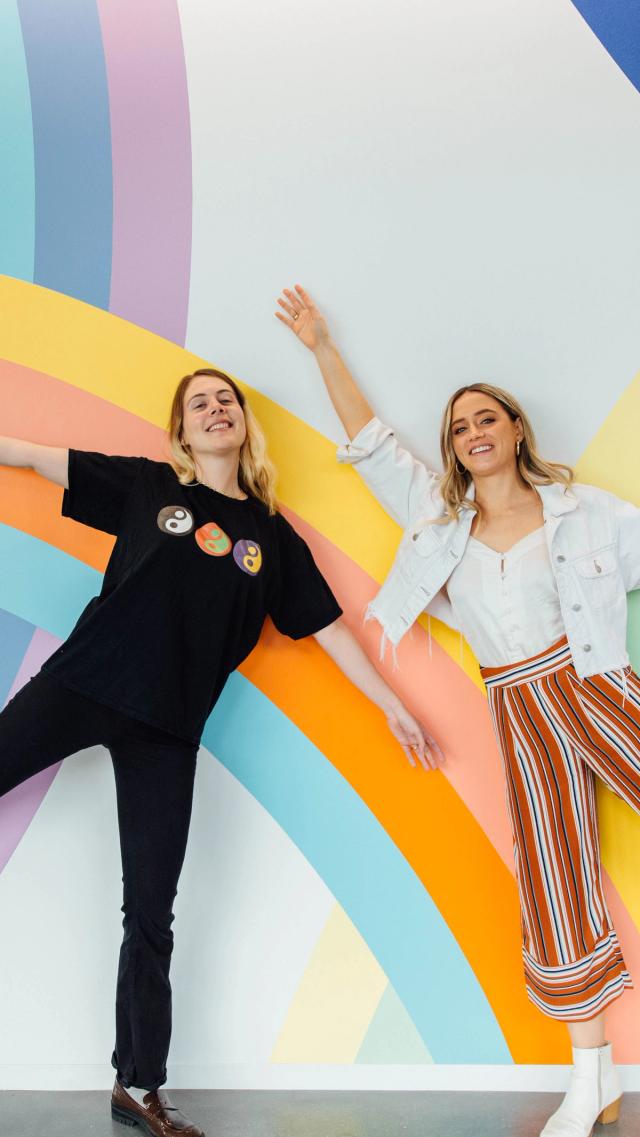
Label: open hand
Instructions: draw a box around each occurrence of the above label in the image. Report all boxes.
[385,704,446,771]
[275,284,330,352]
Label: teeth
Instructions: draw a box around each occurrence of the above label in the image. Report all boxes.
[208,422,231,431]
[471,445,492,454]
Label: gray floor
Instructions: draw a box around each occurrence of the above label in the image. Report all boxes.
[1,1090,639,1137]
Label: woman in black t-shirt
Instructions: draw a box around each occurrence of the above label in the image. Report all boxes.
[0,367,443,1137]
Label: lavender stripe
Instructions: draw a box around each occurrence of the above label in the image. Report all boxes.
[97,0,192,344]
[0,628,62,874]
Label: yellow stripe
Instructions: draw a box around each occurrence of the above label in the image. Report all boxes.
[0,275,482,684]
[575,369,640,933]
[270,904,388,1063]
[598,785,640,934]
[575,370,640,505]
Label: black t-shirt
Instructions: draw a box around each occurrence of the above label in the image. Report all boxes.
[42,451,342,743]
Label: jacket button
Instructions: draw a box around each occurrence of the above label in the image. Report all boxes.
[583,644,591,652]
[412,532,419,541]
[572,603,581,612]
[557,554,566,563]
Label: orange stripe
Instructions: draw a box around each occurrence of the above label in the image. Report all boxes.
[0,358,165,570]
[239,623,568,1062]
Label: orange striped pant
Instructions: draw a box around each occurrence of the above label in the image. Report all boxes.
[482,637,640,1021]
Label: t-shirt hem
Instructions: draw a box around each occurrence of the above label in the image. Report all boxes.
[39,666,200,747]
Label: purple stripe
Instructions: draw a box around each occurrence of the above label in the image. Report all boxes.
[0,628,62,874]
[97,0,192,344]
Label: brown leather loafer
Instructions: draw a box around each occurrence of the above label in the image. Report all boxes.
[111,1078,205,1136]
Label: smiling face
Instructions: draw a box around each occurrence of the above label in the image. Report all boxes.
[181,375,247,459]
[450,390,523,477]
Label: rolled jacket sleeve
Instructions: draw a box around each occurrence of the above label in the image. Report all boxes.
[337,416,442,529]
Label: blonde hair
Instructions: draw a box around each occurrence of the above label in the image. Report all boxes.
[168,368,278,515]
[439,382,574,522]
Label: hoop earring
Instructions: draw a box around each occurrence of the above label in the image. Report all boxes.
[455,460,466,475]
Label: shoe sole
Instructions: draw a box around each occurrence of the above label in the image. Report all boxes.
[598,1094,622,1125]
[111,1103,144,1130]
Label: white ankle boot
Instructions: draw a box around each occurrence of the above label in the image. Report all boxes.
[541,1043,622,1137]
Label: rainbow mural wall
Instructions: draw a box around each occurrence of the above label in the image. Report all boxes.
[1,0,639,1089]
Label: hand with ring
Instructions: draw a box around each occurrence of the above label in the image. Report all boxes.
[275,284,330,352]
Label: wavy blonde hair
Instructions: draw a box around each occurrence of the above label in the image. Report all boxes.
[168,368,278,514]
[439,383,574,522]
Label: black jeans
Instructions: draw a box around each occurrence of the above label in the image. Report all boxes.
[0,671,197,1090]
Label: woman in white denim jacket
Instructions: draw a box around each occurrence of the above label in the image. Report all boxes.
[277,285,640,1137]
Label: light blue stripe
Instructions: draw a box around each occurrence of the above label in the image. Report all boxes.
[0,521,512,1062]
[0,0,35,280]
[206,676,511,1062]
[16,0,112,308]
[0,607,35,707]
[0,524,100,639]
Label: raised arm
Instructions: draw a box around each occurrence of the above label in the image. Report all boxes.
[275,284,374,439]
[276,285,441,529]
[0,437,69,488]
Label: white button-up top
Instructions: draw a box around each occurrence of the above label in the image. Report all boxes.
[337,417,640,678]
[446,528,565,666]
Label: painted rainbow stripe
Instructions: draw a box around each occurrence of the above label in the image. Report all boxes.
[570,1,640,95]
[7,1,191,343]
[0,2,34,282]
[17,0,112,308]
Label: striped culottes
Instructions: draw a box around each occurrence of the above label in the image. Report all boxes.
[482,637,640,1021]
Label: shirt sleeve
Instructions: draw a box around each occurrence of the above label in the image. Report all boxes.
[62,449,147,536]
[336,416,442,529]
[269,513,343,639]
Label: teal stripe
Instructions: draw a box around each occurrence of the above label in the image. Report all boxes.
[205,676,511,1063]
[0,522,511,1062]
[356,983,433,1065]
[0,0,35,280]
[0,524,100,638]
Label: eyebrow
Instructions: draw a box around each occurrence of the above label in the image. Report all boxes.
[451,408,496,427]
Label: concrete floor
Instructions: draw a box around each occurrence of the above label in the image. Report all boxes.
[1,1090,639,1137]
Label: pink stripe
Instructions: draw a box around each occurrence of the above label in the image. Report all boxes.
[281,505,516,872]
[603,870,640,1060]
[0,628,63,873]
[97,0,192,344]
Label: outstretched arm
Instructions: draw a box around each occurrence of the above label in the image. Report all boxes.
[313,618,445,771]
[275,284,374,440]
[0,437,69,488]
[276,284,440,529]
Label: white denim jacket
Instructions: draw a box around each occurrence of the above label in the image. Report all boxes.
[337,417,640,678]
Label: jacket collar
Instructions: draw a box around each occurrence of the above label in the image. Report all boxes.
[460,480,577,517]
[536,482,579,517]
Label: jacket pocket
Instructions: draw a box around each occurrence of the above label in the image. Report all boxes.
[573,548,619,609]
[409,523,445,559]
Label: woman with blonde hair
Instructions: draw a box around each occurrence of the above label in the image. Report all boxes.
[0,366,441,1137]
[277,286,640,1137]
